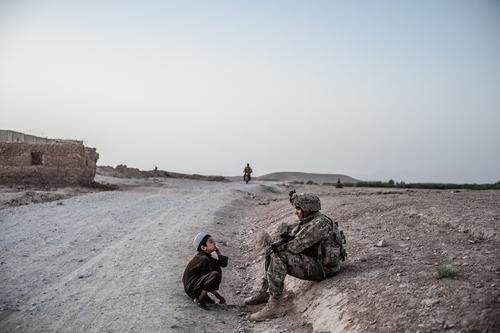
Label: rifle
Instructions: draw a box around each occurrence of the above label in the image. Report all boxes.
[265,232,295,257]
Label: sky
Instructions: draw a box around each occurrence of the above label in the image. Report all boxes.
[1,0,499,183]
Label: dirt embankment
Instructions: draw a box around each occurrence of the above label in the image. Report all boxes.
[257,172,359,184]
[233,184,500,333]
[0,182,117,210]
[97,165,227,182]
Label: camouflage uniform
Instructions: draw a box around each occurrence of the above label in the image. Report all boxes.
[247,192,346,321]
[265,211,343,297]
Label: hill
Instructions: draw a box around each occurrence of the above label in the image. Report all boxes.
[258,171,359,184]
[96,165,227,182]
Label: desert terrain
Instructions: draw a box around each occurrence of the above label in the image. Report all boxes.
[1,176,499,332]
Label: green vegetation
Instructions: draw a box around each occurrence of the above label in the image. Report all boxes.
[306,180,318,185]
[434,265,458,279]
[338,180,500,190]
[260,184,280,193]
[290,180,304,185]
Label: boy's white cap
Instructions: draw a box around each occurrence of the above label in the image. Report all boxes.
[193,231,208,250]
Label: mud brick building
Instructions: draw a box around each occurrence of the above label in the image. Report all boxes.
[0,130,99,185]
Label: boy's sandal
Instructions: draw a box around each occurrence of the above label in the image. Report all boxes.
[194,298,210,311]
[203,296,216,304]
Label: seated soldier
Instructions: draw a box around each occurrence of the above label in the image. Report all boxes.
[245,191,346,321]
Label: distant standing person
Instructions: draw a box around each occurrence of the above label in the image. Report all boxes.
[243,163,253,183]
[182,232,228,310]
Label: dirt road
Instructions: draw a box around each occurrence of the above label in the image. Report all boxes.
[0,177,257,333]
[1,178,499,333]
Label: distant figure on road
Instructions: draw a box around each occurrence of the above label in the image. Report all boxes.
[243,163,253,183]
[245,191,347,321]
[154,166,158,171]
[182,232,228,310]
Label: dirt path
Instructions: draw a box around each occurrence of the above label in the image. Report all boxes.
[1,178,499,333]
[0,178,258,333]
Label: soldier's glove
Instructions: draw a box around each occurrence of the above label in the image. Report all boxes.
[279,232,294,243]
[270,242,280,254]
[265,244,277,257]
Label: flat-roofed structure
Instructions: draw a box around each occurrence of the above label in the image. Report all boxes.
[0,130,98,185]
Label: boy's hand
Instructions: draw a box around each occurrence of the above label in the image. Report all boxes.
[212,291,226,304]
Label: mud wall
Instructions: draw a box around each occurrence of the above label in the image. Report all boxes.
[0,142,98,185]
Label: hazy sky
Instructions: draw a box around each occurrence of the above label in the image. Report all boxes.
[1,1,499,182]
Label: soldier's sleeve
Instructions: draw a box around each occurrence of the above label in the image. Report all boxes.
[287,221,300,235]
[286,218,330,254]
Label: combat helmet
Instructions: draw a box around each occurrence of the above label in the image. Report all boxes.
[289,190,321,212]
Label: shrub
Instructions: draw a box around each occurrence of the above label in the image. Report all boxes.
[434,265,458,279]
[352,181,500,190]
[260,184,280,193]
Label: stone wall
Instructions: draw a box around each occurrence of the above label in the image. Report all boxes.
[0,142,98,185]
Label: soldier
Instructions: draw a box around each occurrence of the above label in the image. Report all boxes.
[243,163,253,175]
[243,163,253,183]
[245,191,346,321]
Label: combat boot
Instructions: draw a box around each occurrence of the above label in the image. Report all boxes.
[244,290,269,305]
[249,296,292,321]
[244,278,269,305]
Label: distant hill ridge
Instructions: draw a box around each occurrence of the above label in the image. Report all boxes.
[258,172,359,184]
[97,165,226,182]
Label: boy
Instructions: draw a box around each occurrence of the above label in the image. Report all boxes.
[182,231,228,310]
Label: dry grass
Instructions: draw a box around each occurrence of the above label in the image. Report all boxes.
[434,265,459,279]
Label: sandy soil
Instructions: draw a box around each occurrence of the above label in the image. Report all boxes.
[0,177,255,332]
[237,184,500,333]
[0,185,95,210]
[1,178,499,333]
[0,176,118,210]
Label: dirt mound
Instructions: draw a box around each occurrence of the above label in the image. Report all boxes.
[236,186,500,332]
[6,191,66,207]
[258,171,359,184]
[85,181,119,191]
[97,165,227,182]
[0,182,118,209]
